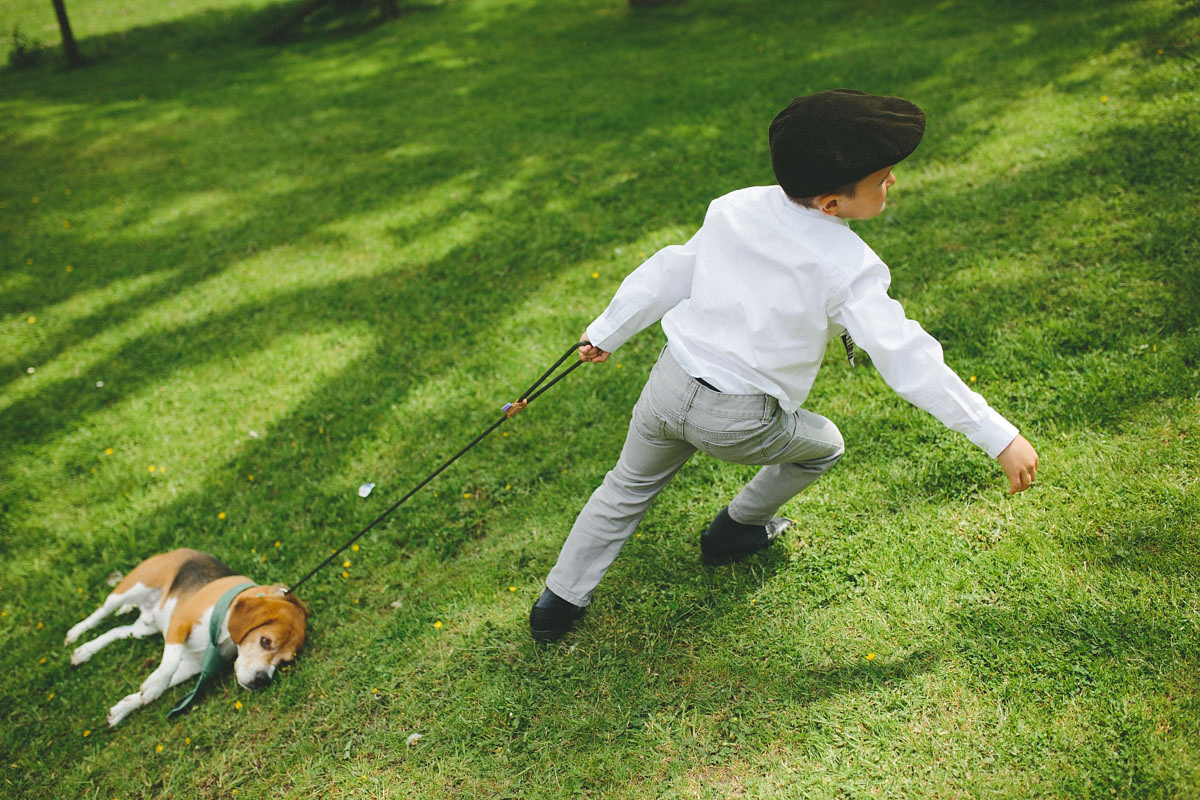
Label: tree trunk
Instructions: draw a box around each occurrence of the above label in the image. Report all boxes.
[50,0,84,68]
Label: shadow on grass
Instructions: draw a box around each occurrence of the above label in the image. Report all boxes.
[3,0,1196,547]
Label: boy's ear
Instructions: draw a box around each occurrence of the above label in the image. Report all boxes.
[814,194,841,216]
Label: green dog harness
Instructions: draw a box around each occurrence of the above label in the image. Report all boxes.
[168,581,256,718]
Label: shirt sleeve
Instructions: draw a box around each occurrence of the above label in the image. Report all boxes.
[585,229,702,353]
[831,263,1019,458]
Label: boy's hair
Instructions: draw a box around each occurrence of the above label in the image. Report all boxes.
[769,89,924,200]
[791,178,859,208]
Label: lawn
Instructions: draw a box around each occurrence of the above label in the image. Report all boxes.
[2,0,1199,797]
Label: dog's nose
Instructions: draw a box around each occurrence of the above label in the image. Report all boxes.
[247,671,273,690]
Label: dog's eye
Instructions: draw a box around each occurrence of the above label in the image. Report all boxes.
[260,636,272,649]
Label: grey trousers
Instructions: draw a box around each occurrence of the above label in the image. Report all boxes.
[546,346,845,607]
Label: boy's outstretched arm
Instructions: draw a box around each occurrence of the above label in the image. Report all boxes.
[997,434,1038,494]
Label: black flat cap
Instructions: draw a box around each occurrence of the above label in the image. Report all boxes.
[769,89,925,198]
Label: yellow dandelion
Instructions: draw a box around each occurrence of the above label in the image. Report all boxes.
[508,586,516,592]
[247,475,254,481]
[36,622,43,630]
[342,560,351,568]
[1101,95,1108,102]
[218,512,226,520]
[463,493,471,499]
[32,196,39,204]
[342,571,349,579]
[47,692,55,700]
[155,744,163,753]
[185,737,191,745]
[866,652,877,661]
[969,375,977,383]
[274,541,281,548]
[351,544,359,552]
[83,729,91,737]
[63,220,71,228]
[39,657,47,665]
[591,271,600,279]
[234,701,243,710]
[27,316,36,324]
[66,265,73,272]
[433,621,443,629]
[148,465,156,473]
[105,448,113,455]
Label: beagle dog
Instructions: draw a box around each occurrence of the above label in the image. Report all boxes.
[65,548,309,726]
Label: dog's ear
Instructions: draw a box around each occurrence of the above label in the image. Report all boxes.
[228,594,271,644]
[228,590,310,650]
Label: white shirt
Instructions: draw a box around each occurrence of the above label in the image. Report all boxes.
[586,185,1018,458]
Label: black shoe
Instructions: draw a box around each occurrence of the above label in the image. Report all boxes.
[529,588,586,643]
[700,507,793,566]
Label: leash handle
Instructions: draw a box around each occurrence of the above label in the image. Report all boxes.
[504,340,589,414]
[288,341,590,593]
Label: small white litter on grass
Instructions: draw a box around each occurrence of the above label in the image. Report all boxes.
[406,733,423,747]
[358,482,375,498]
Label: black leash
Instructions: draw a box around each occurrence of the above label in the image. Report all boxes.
[287,341,590,593]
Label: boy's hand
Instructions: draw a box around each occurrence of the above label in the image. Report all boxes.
[577,334,610,363]
[997,434,1038,494]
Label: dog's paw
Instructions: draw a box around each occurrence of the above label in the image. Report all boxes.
[64,625,83,646]
[70,646,91,666]
[107,694,140,727]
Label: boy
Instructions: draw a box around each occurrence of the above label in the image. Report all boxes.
[530,89,1038,643]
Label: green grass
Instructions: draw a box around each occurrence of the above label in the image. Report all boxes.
[3,0,1200,797]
